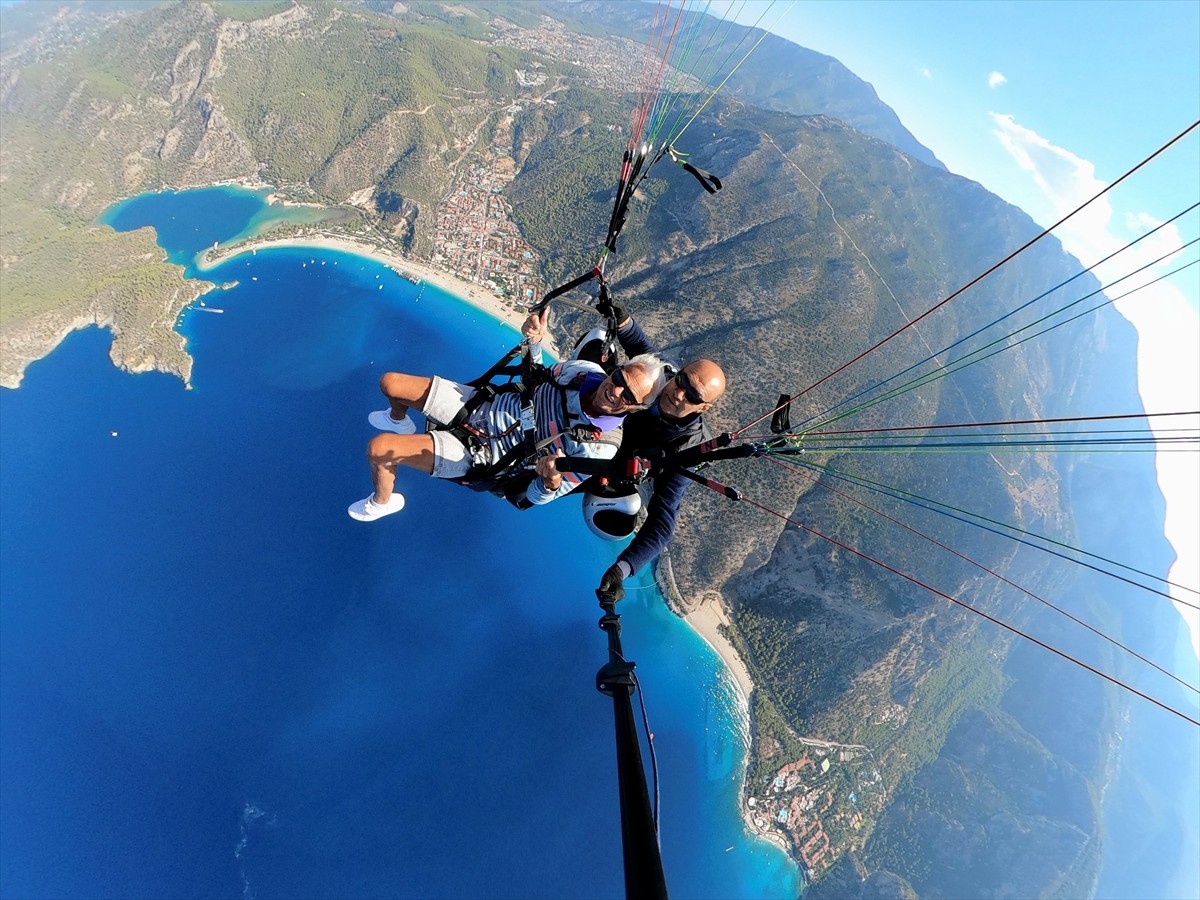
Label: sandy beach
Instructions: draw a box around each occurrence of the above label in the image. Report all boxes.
[685,597,756,705]
[196,231,530,332]
[684,599,781,863]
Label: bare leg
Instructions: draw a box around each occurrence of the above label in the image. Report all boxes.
[379,373,433,421]
[367,432,436,503]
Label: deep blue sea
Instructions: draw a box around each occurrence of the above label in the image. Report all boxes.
[0,187,799,898]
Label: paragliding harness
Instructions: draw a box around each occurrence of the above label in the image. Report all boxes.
[436,271,634,508]
[438,349,623,509]
[547,278,624,373]
[499,136,721,513]
[578,396,710,539]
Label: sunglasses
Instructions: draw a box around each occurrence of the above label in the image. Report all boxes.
[610,367,644,407]
[674,369,705,405]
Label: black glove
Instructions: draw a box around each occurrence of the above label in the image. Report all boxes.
[597,563,625,603]
[596,295,629,326]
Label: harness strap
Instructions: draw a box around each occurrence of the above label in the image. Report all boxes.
[604,148,649,254]
[537,268,603,311]
[594,283,622,370]
[449,370,603,487]
[467,345,525,388]
[440,373,540,478]
[444,383,498,432]
[770,394,793,434]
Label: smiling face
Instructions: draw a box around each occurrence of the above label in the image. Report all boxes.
[588,363,656,416]
[658,359,725,420]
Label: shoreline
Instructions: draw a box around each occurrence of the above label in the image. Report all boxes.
[684,597,756,706]
[682,598,801,866]
[656,565,797,871]
[656,555,757,705]
[195,231,530,333]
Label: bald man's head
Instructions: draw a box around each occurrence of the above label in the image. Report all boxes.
[658,358,725,420]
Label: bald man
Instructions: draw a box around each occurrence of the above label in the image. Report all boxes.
[602,326,726,599]
[526,306,727,600]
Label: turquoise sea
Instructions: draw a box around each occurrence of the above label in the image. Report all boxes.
[0,186,799,898]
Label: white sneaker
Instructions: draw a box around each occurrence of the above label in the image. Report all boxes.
[368,409,417,434]
[348,493,406,521]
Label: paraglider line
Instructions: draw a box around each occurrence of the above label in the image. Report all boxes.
[670,1,797,146]
[776,456,1200,605]
[800,250,1199,434]
[734,119,1200,439]
[767,436,1196,452]
[762,454,1200,694]
[800,410,1200,437]
[791,202,1200,433]
[728,491,1200,726]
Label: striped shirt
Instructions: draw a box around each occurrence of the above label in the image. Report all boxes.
[462,359,622,505]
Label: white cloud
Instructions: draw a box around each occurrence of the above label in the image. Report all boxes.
[920,66,932,79]
[990,113,1111,246]
[1121,211,1192,276]
[990,111,1200,660]
[989,113,1191,277]
[988,71,1007,88]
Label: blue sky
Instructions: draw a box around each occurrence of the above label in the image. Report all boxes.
[716,0,1200,656]
[770,2,1196,232]
[720,0,1199,297]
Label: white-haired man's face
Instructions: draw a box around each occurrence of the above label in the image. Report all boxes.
[589,363,656,415]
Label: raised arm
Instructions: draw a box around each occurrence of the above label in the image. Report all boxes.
[615,316,657,358]
[615,466,689,574]
[521,307,549,364]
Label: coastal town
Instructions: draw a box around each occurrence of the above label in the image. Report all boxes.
[425,15,678,314]
[418,13,705,314]
[430,111,544,315]
[195,16,689,331]
[747,741,886,879]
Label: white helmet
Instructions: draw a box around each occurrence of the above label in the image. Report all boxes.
[572,325,619,369]
[582,484,644,540]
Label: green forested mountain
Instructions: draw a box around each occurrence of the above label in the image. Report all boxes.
[0,0,567,382]
[0,2,1150,894]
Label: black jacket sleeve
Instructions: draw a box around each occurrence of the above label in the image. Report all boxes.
[616,318,656,357]
[616,466,689,575]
